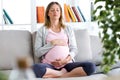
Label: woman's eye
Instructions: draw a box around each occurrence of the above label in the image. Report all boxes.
[50,10,54,12]
[56,10,60,12]
[50,9,60,12]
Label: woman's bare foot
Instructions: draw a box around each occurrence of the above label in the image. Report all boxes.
[60,67,87,78]
[43,68,67,78]
[61,68,67,74]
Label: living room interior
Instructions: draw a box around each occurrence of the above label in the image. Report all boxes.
[0,0,120,80]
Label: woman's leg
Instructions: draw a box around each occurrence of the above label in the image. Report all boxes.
[60,67,87,77]
[60,62,96,77]
[43,68,67,78]
[32,63,66,78]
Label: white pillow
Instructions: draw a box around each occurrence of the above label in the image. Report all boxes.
[90,35,103,65]
[74,29,92,62]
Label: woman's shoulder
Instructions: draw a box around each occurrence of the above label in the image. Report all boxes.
[38,25,46,31]
[36,25,48,36]
[64,24,73,32]
[37,25,47,33]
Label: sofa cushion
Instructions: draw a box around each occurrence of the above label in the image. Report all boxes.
[73,29,92,62]
[90,35,103,65]
[37,74,107,80]
[0,30,33,70]
[107,68,120,76]
[32,31,40,63]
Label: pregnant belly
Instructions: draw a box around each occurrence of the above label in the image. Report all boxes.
[44,46,69,62]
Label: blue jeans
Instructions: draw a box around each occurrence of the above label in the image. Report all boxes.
[32,62,96,78]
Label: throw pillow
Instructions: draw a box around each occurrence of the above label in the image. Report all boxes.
[90,35,103,65]
[73,29,92,62]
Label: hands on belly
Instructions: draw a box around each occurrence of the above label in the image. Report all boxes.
[51,55,72,68]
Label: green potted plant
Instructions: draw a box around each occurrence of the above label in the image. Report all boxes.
[93,0,120,73]
[0,72,8,80]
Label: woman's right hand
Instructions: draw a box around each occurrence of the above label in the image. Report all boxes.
[51,39,67,46]
[51,55,72,67]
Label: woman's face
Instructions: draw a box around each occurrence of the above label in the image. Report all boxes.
[48,4,61,21]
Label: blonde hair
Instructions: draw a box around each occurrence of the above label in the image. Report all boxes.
[44,2,65,28]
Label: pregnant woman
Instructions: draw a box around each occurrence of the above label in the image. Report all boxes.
[33,1,96,78]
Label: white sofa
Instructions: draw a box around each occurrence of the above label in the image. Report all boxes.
[0,26,120,80]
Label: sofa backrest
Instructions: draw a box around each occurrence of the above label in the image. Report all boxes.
[32,31,40,63]
[0,30,33,70]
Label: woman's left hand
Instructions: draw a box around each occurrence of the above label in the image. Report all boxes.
[51,59,65,67]
[51,55,72,67]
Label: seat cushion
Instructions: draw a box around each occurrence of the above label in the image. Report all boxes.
[0,30,33,70]
[36,74,107,80]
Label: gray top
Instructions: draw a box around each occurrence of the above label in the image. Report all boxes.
[34,25,77,61]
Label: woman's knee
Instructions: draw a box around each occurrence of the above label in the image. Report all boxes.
[32,64,46,78]
[83,62,96,75]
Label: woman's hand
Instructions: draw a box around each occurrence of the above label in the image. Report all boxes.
[51,39,67,46]
[51,59,63,67]
[51,55,72,67]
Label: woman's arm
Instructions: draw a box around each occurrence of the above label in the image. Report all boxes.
[66,26,78,61]
[34,27,54,58]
